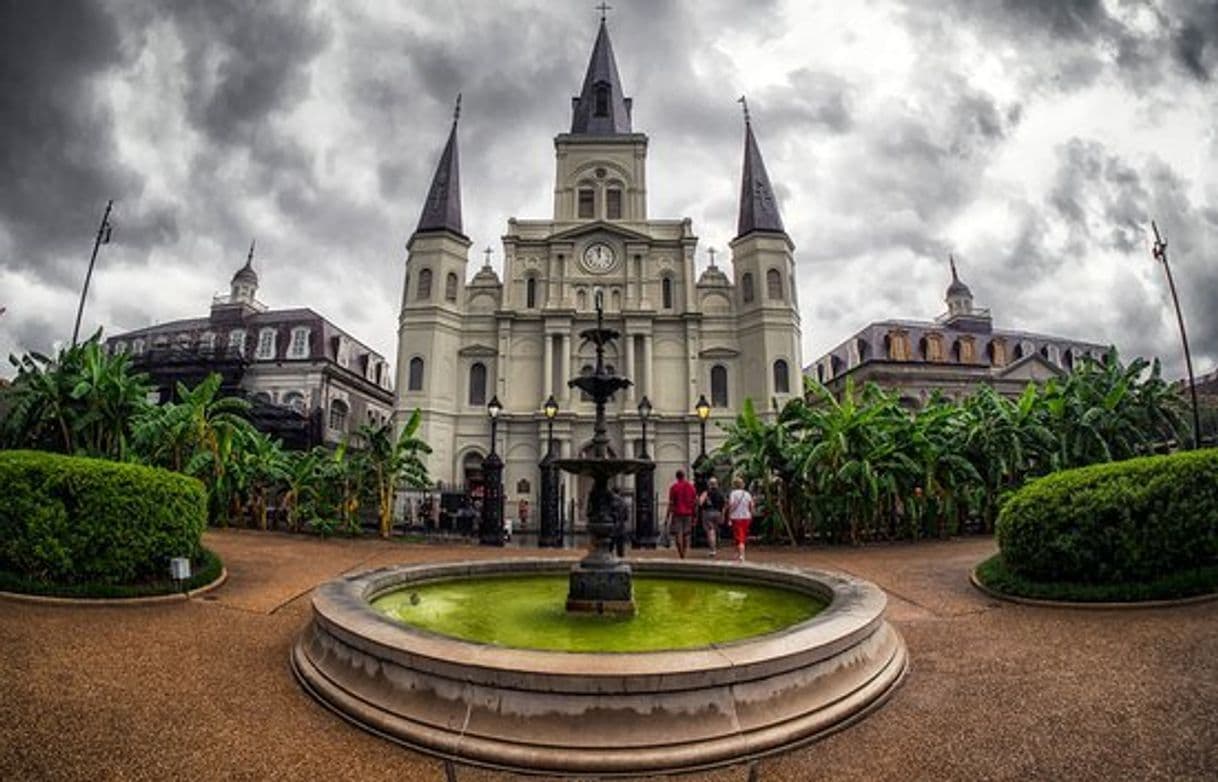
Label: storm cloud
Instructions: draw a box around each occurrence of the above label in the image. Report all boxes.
[1,0,1215,380]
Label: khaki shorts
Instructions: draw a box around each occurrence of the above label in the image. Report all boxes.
[670,515,693,536]
[702,509,723,531]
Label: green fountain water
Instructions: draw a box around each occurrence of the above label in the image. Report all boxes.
[371,574,826,653]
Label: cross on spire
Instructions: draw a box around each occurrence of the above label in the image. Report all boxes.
[452,92,461,124]
[483,246,493,267]
[707,247,717,267]
[738,95,751,126]
[596,1,612,21]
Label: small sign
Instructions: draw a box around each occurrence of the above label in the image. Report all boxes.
[516,479,531,494]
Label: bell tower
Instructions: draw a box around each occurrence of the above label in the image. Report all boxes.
[553,18,648,224]
[395,96,471,474]
[729,99,802,410]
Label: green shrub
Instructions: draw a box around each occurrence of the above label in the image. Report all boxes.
[996,449,1218,584]
[0,547,222,598]
[0,450,206,584]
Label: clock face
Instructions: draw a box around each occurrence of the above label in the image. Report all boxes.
[581,242,616,274]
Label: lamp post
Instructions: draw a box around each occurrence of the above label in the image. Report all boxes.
[1151,221,1203,449]
[633,395,657,548]
[694,394,711,464]
[539,394,561,547]
[72,200,114,346]
[480,395,505,546]
[692,394,712,547]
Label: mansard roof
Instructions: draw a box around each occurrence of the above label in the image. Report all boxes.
[415,97,464,238]
[570,20,633,135]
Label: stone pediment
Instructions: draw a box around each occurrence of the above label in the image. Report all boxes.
[548,221,653,243]
[699,346,740,359]
[458,344,497,357]
[995,353,1063,381]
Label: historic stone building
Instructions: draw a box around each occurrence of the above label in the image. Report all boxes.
[394,20,801,522]
[106,246,394,448]
[806,258,1108,405]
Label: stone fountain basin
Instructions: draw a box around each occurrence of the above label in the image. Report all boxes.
[291,558,907,777]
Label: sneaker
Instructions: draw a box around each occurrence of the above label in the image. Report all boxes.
[708,550,717,558]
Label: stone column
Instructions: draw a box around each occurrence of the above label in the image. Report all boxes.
[543,332,554,399]
[642,334,652,401]
[625,332,636,402]
[559,335,571,404]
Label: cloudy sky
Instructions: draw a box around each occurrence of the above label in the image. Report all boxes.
[2,0,1216,379]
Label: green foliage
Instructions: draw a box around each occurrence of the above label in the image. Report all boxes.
[0,548,223,599]
[0,450,206,584]
[975,554,1218,602]
[717,348,1189,544]
[355,410,433,538]
[996,449,1218,584]
[1,332,151,459]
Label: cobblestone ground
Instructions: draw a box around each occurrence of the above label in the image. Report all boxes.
[1,529,1215,781]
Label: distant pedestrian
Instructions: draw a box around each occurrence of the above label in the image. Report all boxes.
[698,477,725,558]
[665,469,697,559]
[727,476,755,562]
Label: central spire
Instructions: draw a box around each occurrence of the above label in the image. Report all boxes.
[570,19,633,135]
[415,94,464,237]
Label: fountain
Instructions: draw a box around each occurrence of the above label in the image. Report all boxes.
[291,293,908,776]
[553,289,646,614]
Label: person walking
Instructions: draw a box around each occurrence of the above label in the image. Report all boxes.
[698,477,725,558]
[726,476,755,562]
[664,469,697,559]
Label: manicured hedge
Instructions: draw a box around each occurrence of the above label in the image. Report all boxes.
[0,450,206,585]
[996,449,1218,584]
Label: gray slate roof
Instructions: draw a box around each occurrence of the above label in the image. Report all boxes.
[570,20,633,135]
[736,119,786,238]
[415,109,464,237]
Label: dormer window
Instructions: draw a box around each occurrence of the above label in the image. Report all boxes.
[288,327,310,359]
[256,327,276,360]
[578,188,595,219]
[594,81,610,117]
[200,332,215,353]
[606,188,622,219]
[228,330,246,358]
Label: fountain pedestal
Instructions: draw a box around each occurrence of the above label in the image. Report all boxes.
[566,560,635,614]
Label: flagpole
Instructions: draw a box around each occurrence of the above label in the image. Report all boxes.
[71,200,114,346]
[1151,220,1202,449]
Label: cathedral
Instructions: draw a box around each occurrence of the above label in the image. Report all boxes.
[394,20,801,524]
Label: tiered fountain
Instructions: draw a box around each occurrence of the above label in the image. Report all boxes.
[291,294,908,776]
[554,291,645,614]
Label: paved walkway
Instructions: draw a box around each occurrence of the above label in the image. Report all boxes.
[1,530,1215,781]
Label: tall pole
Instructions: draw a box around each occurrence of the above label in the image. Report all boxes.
[72,200,114,346]
[1152,221,1203,449]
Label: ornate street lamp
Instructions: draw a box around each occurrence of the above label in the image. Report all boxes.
[480,395,505,546]
[694,394,711,461]
[539,394,561,547]
[633,395,657,548]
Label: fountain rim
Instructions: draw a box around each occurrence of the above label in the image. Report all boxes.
[310,558,886,687]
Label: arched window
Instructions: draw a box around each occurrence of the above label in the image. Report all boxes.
[525,277,537,309]
[742,272,755,303]
[856,338,871,363]
[578,188,595,218]
[288,327,310,359]
[1013,342,1025,360]
[816,364,825,384]
[710,365,729,407]
[408,357,424,391]
[228,329,246,358]
[469,362,487,406]
[253,391,272,404]
[1063,348,1075,371]
[256,327,276,360]
[576,288,588,310]
[766,268,783,300]
[417,268,432,300]
[132,338,146,355]
[445,272,458,302]
[328,399,349,431]
[951,339,962,363]
[594,81,610,116]
[283,391,306,413]
[773,359,790,394]
[606,187,622,219]
[199,332,215,353]
[661,276,673,309]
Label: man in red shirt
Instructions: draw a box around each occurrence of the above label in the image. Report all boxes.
[665,469,697,559]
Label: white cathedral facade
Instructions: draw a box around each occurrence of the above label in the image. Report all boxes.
[394,20,801,523]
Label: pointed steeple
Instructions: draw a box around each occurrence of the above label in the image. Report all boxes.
[232,240,257,285]
[415,95,464,237]
[570,19,633,135]
[735,97,786,239]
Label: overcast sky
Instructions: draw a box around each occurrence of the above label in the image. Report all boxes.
[2,0,1216,380]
